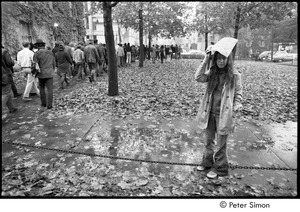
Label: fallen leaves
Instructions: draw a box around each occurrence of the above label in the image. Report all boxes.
[3,60,297,197]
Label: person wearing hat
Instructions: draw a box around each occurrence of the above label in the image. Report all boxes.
[194,37,243,179]
[33,38,56,111]
[83,39,101,83]
[17,42,40,101]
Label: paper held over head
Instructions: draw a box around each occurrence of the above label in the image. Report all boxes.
[211,37,238,57]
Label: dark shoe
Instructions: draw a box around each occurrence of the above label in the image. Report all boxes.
[22,97,32,101]
[9,108,18,113]
[88,76,92,83]
[30,93,38,96]
[47,106,53,109]
[14,93,22,98]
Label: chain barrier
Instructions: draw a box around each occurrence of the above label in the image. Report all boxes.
[3,141,297,172]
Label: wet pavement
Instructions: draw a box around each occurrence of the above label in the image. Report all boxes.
[1,73,297,196]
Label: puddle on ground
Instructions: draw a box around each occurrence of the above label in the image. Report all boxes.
[81,116,210,175]
[262,121,297,152]
[73,115,297,180]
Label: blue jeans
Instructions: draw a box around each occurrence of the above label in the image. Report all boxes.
[38,78,53,109]
[201,113,229,176]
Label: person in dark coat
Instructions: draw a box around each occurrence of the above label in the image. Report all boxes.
[2,45,22,98]
[160,45,165,63]
[2,56,18,118]
[33,39,56,110]
[55,44,73,89]
[84,39,101,83]
[52,42,60,56]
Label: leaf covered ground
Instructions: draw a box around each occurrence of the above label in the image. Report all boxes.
[2,59,297,197]
[48,60,297,123]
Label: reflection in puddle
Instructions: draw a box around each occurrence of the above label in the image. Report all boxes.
[96,118,206,172]
[109,126,120,164]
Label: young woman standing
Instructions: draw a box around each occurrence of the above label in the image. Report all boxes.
[194,38,243,178]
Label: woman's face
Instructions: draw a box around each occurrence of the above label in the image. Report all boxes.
[216,53,228,69]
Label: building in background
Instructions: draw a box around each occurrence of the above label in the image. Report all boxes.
[84,2,142,45]
[1,1,85,57]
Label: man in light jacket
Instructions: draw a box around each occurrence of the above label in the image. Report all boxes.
[17,42,40,101]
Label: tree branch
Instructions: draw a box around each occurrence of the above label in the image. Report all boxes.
[110,2,118,7]
[239,2,261,27]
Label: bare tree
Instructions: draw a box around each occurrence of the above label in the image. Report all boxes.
[103,1,118,96]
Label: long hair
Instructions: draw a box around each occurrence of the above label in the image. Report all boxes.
[207,51,235,94]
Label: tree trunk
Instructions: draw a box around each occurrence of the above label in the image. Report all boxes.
[103,2,118,96]
[270,27,274,61]
[117,20,122,43]
[148,30,151,60]
[139,9,144,67]
[205,14,208,50]
[232,5,241,60]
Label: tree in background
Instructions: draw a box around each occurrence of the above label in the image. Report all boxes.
[139,2,144,67]
[217,2,296,58]
[113,2,191,66]
[193,2,224,50]
[193,2,296,59]
[103,2,118,96]
[89,2,119,96]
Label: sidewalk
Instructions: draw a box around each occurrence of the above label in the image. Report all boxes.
[1,73,297,196]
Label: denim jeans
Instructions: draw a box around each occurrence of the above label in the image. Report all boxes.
[38,78,53,109]
[201,113,229,176]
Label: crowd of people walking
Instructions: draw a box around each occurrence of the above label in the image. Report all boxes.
[2,38,183,120]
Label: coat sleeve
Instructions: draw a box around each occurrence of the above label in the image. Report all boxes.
[94,48,101,64]
[66,52,73,65]
[17,52,21,67]
[53,54,56,69]
[3,51,15,68]
[195,57,210,82]
[81,51,85,62]
[233,73,243,105]
[33,52,38,63]
[54,54,58,68]
[83,48,87,62]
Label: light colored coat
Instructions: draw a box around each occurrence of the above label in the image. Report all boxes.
[195,59,243,135]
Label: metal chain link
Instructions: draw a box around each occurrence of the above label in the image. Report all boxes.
[3,141,297,171]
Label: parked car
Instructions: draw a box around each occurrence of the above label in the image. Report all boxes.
[181,49,206,59]
[272,51,297,62]
[258,51,271,61]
